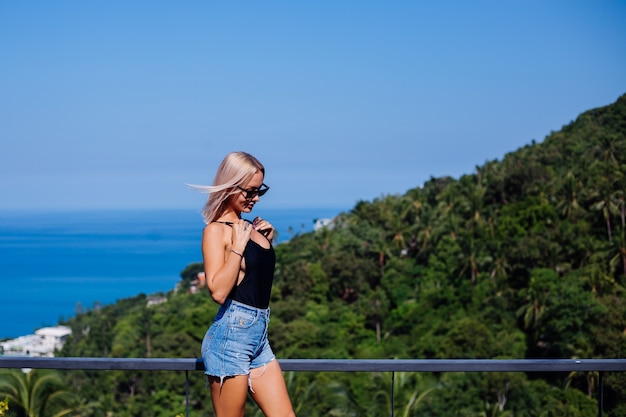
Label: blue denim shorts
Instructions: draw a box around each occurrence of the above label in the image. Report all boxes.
[201,299,275,385]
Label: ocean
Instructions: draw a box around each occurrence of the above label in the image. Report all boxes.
[0,207,345,339]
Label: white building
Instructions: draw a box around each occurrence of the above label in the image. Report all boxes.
[314,218,334,231]
[147,296,167,307]
[0,326,72,357]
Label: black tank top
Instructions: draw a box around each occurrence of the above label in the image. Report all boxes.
[229,239,275,309]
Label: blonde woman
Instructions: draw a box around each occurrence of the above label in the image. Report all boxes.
[192,151,295,417]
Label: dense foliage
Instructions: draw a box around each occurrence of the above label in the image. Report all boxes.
[11,94,626,416]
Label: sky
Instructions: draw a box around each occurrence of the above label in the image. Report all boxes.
[1,1,625,212]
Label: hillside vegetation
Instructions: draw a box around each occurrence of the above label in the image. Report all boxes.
[52,93,626,416]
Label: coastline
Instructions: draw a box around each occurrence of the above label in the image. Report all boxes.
[0,207,346,339]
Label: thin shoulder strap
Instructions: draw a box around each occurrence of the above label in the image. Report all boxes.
[213,221,233,226]
[213,220,272,245]
[213,219,253,227]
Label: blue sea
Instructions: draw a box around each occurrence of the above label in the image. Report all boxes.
[0,207,345,339]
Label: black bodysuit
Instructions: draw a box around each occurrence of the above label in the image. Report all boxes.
[229,239,275,309]
[214,221,276,309]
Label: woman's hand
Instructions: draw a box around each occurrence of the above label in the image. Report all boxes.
[231,219,253,252]
[252,216,274,241]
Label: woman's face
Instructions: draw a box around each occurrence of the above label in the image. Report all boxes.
[231,170,265,213]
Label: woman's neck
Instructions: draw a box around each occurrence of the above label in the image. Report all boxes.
[217,209,241,223]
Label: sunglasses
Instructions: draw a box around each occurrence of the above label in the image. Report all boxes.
[237,183,270,199]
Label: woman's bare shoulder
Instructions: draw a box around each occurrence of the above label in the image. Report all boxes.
[203,222,230,243]
[203,222,227,234]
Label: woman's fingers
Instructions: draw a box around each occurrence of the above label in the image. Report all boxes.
[252,217,274,238]
[232,219,252,245]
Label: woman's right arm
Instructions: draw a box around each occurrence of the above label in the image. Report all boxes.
[202,223,248,304]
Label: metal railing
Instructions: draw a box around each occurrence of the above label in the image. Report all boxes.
[2,357,626,417]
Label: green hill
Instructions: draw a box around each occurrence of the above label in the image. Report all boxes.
[55,93,626,416]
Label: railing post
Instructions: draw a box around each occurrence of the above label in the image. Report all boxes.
[391,371,395,417]
[597,371,604,417]
[186,370,190,417]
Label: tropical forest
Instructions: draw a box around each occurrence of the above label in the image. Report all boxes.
[1,93,625,416]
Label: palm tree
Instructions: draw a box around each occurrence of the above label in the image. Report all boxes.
[486,238,511,288]
[609,224,626,280]
[556,171,585,220]
[582,249,620,295]
[458,173,487,233]
[479,401,514,417]
[610,180,626,278]
[413,204,439,259]
[370,371,438,417]
[0,369,77,417]
[592,194,618,242]
[457,236,480,284]
[566,344,599,398]
[614,189,626,229]
[595,134,620,167]
[516,270,556,332]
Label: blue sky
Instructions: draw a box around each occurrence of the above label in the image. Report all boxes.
[1,1,625,211]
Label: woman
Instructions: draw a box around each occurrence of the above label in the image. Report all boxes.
[193,151,295,417]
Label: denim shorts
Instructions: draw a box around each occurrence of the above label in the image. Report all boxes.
[201,299,275,385]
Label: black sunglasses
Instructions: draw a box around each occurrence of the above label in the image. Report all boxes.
[237,183,270,199]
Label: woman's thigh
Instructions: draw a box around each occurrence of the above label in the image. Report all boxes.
[209,375,249,417]
[249,360,295,417]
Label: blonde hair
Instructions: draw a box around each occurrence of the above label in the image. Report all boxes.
[188,151,265,224]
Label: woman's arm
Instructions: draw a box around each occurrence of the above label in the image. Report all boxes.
[202,221,251,304]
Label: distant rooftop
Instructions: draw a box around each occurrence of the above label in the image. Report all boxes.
[0,326,71,357]
[36,326,72,337]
